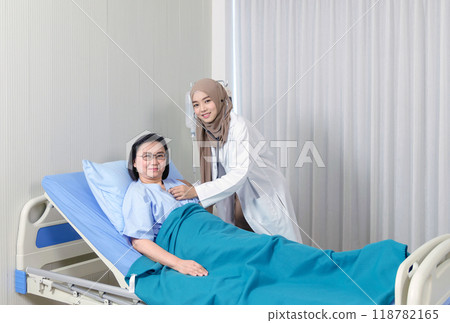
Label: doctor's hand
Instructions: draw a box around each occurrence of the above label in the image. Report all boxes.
[168,183,198,200]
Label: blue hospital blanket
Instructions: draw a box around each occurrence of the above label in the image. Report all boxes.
[125,203,408,305]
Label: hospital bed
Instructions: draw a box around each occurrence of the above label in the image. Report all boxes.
[15,167,450,305]
[15,171,143,305]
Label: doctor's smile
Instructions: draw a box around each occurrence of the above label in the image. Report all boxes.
[201,112,211,119]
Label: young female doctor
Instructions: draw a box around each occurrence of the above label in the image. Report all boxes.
[169,78,302,243]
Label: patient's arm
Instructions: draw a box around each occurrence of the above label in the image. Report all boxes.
[131,238,208,276]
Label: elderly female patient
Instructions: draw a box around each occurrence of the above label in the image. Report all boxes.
[123,133,407,305]
[122,133,208,276]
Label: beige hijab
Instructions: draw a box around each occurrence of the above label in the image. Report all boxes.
[191,78,233,184]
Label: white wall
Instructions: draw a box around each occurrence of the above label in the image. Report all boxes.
[211,0,226,80]
[0,0,211,304]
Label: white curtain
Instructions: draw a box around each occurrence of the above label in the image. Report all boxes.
[229,0,449,251]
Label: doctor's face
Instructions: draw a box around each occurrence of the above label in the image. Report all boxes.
[134,141,167,184]
[192,91,218,123]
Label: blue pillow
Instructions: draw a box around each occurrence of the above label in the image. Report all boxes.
[82,160,183,233]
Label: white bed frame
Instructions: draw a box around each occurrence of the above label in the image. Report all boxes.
[16,194,450,305]
[395,233,450,305]
[16,194,142,305]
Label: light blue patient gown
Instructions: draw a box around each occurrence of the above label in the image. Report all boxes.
[122,179,199,241]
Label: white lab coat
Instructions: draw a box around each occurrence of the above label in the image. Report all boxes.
[195,112,303,243]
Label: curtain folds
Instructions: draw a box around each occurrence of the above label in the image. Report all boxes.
[230,0,449,251]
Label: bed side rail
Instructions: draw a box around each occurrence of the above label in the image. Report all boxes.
[394,234,450,305]
[16,195,93,271]
[407,238,450,305]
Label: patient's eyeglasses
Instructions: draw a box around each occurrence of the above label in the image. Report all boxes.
[137,152,167,161]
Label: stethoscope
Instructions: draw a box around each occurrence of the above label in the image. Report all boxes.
[204,98,229,175]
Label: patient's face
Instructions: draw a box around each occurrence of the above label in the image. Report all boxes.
[134,141,167,184]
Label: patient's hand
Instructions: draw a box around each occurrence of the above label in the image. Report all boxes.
[131,238,208,277]
[174,259,208,276]
[168,183,198,200]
